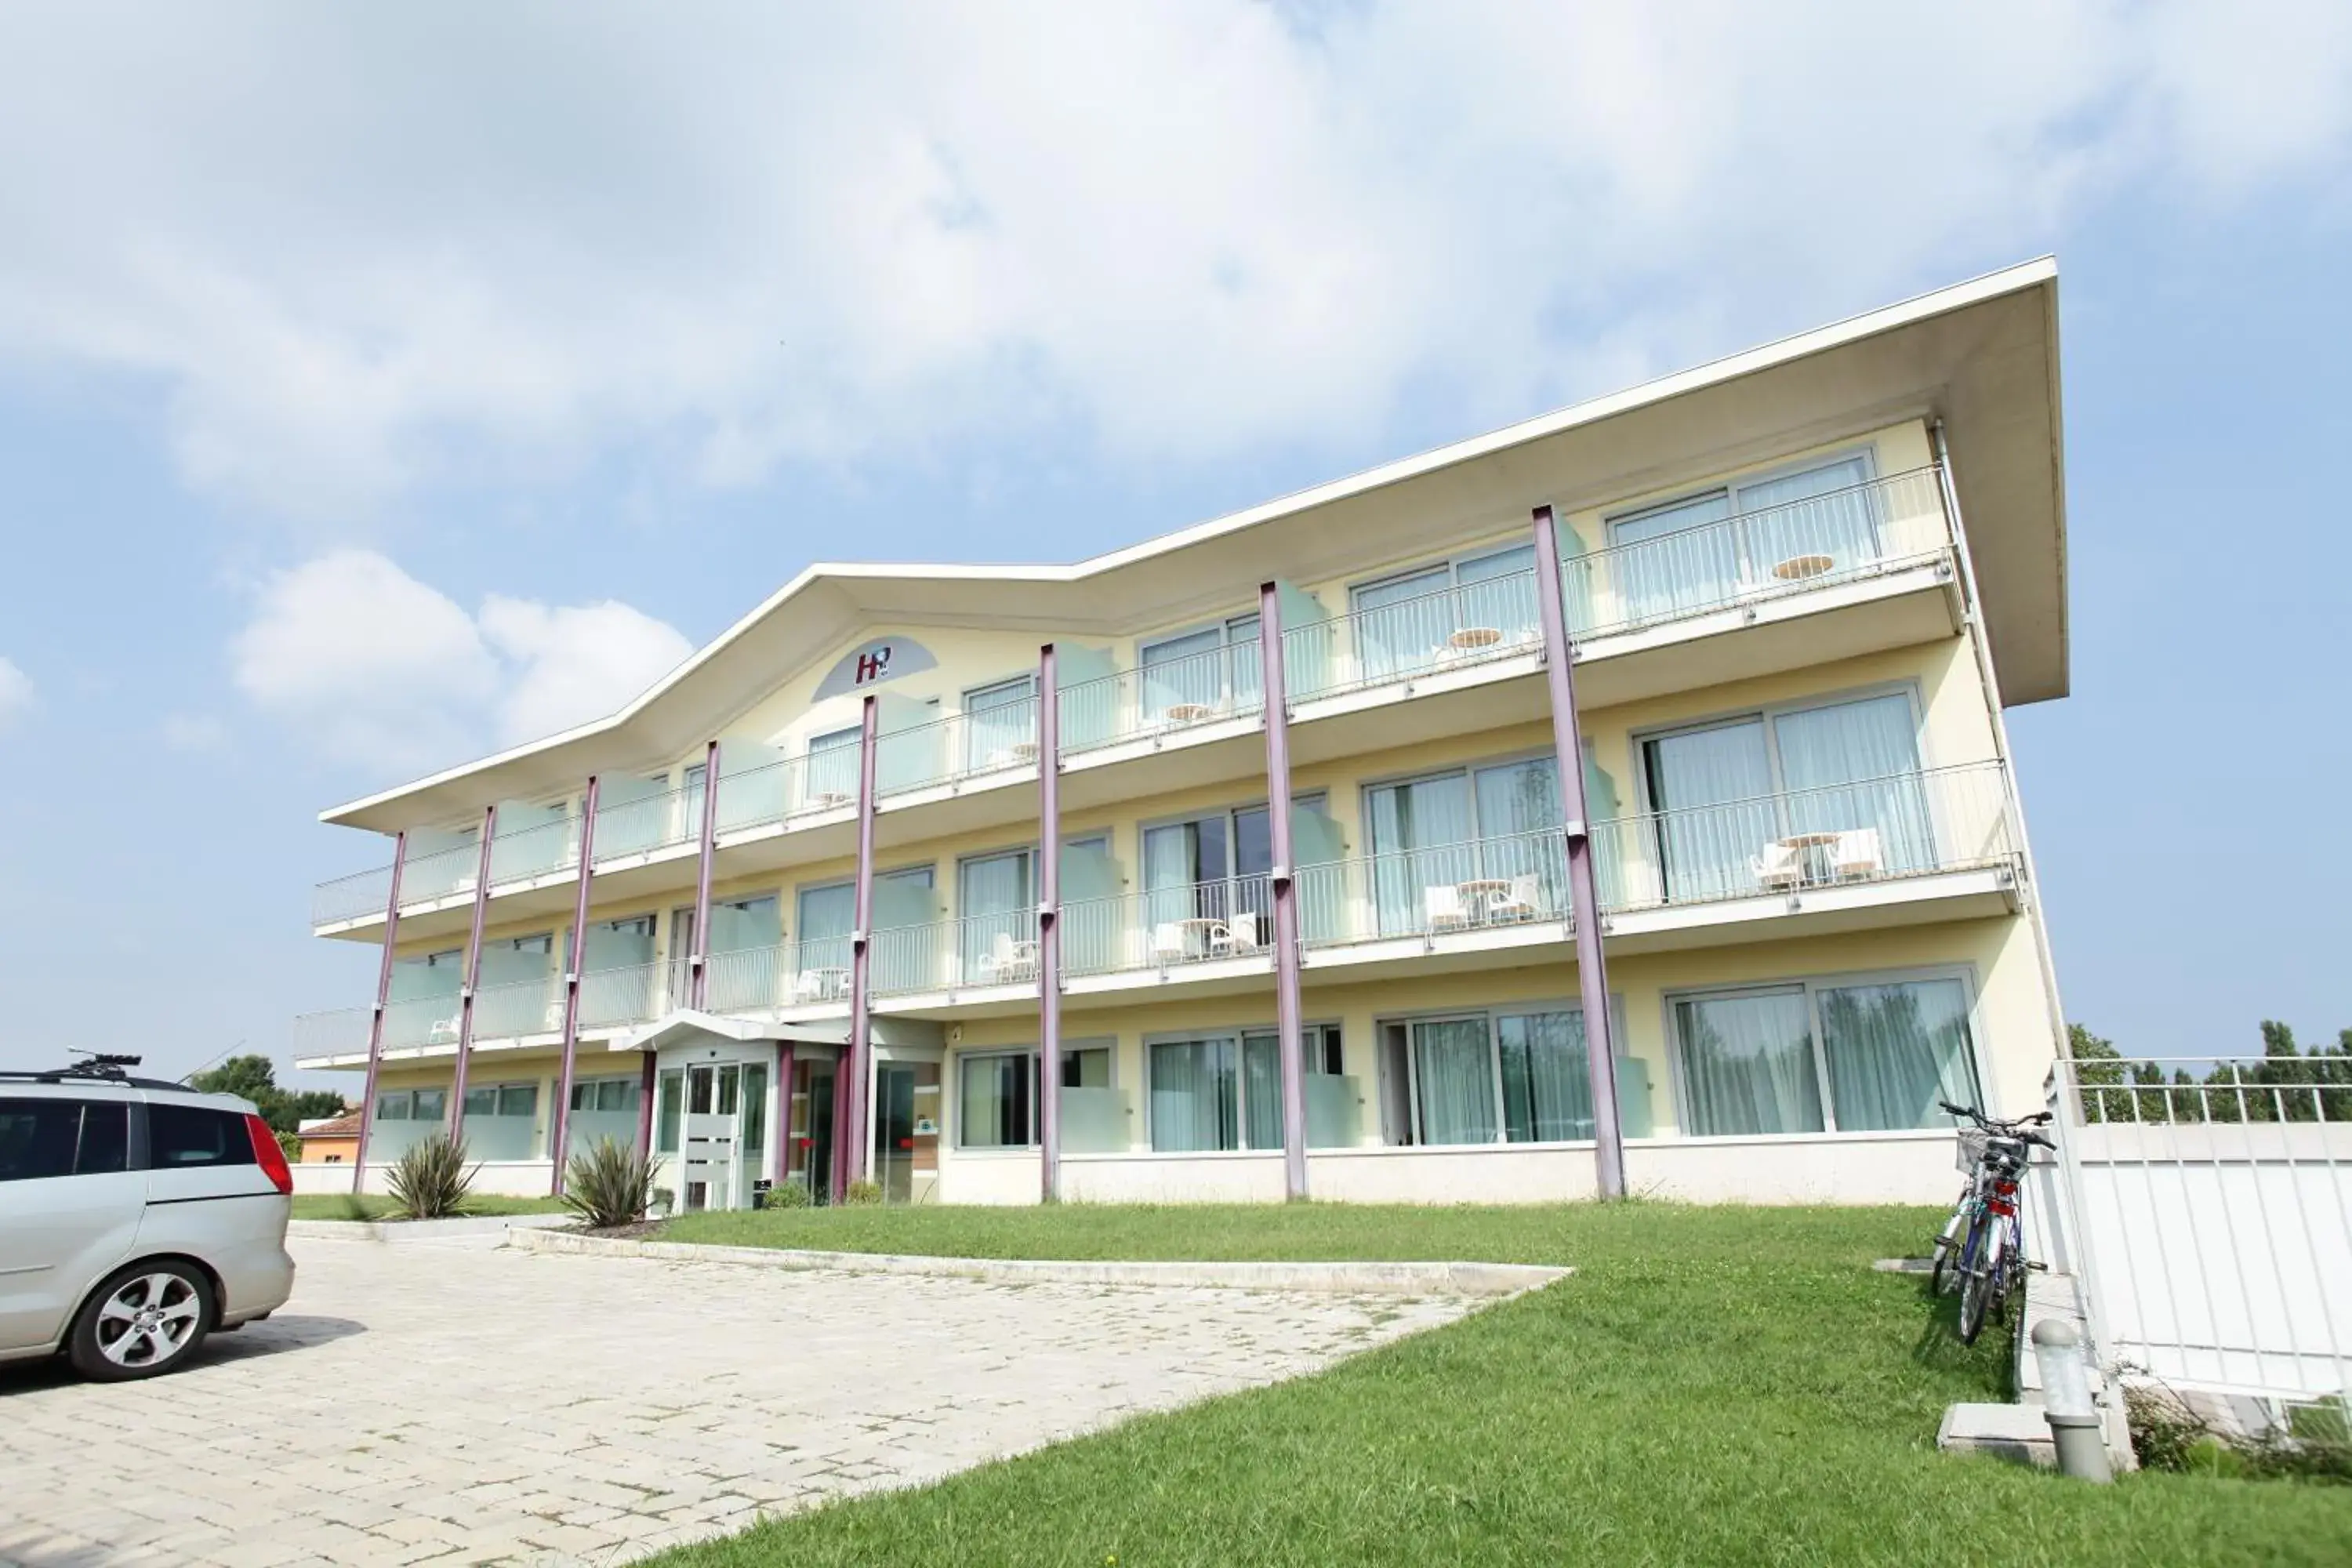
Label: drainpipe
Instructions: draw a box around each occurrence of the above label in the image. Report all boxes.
[1037,643,1063,1202]
[1258,583,1308,1201]
[836,694,880,1200]
[350,830,408,1196]
[688,740,720,1011]
[1530,506,1626,1200]
[447,804,499,1145]
[548,776,601,1196]
[1929,420,2103,1353]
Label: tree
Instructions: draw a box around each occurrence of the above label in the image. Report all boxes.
[187,1054,346,1135]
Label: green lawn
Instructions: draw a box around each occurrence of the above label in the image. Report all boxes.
[648,1204,2352,1567]
[289,1192,570,1221]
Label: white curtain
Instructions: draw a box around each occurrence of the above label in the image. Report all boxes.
[1369,775,1476,935]
[1141,628,1223,717]
[1736,456,1878,575]
[1226,615,1264,710]
[1241,1033,1283,1151]
[1819,978,1979,1131]
[1455,545,1538,641]
[1608,491,1735,624]
[1676,989,1825,1135]
[958,851,1032,981]
[804,730,859,803]
[1646,720,1776,902]
[793,884,855,976]
[1774,695,1931,872]
[1414,1018,1497,1145]
[1351,566,1450,681]
[1498,1011,1592,1142]
[1144,819,1221,938]
[1150,1039,1236,1151]
[963,678,1036,768]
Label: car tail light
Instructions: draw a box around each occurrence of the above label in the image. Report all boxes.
[246,1113,294,1195]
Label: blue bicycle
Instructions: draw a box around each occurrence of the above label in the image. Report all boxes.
[1931,1100,2053,1345]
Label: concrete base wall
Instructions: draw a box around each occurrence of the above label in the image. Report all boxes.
[292,1159,557,1198]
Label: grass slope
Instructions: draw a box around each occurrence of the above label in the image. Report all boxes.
[649,1205,2351,1568]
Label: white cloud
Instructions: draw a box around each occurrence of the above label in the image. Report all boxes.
[0,656,32,730]
[0,2,2346,520]
[231,550,688,773]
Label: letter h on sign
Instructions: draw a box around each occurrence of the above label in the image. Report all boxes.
[855,646,892,685]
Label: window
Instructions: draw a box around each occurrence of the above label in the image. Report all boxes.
[655,1069,684,1153]
[1139,613,1262,721]
[1377,1007,1606,1146]
[375,1087,448,1124]
[1672,974,1980,1137]
[1365,759,1565,933]
[1639,691,1930,902]
[1606,453,1880,623]
[148,1103,257,1169]
[1147,1025,1341,1152]
[462,1082,537,1120]
[1348,545,1540,680]
[742,1064,768,1154]
[0,1098,130,1181]
[956,1045,1114,1149]
[805,726,861,804]
[963,676,1038,769]
[1141,797,1323,947]
[569,1076,639,1113]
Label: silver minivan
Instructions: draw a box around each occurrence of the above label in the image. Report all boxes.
[0,1057,296,1381]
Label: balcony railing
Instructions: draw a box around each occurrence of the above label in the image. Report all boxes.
[1058,871,1275,979]
[314,466,1953,923]
[289,959,667,1062]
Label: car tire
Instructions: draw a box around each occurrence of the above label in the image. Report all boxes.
[67,1261,216,1381]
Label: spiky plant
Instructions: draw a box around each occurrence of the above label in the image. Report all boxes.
[386,1131,477,1220]
[561,1136,655,1229]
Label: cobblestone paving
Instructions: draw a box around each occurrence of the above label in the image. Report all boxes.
[0,1235,1472,1566]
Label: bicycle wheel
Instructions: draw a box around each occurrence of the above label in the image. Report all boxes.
[1929,1201,1969,1296]
[1958,1218,2002,1347]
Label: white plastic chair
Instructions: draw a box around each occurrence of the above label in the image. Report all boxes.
[1151,922,1189,964]
[1485,874,1541,923]
[1831,828,1884,880]
[1425,885,1470,932]
[984,933,1040,983]
[1211,913,1260,957]
[1750,840,1802,892]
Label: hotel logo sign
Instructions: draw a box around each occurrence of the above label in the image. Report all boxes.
[814,636,938,699]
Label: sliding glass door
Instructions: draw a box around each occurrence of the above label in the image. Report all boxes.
[1367,773,1475,935]
[1675,974,1979,1135]
[1641,691,1928,902]
[958,849,1033,983]
[1606,454,1882,625]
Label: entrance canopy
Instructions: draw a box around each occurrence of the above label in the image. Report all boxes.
[612,1010,853,1054]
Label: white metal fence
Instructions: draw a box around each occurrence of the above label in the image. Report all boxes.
[2049,1055,2352,1403]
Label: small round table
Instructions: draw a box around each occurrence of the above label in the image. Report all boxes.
[1455,877,1512,923]
[1446,626,1505,651]
[1163,702,1215,724]
[1176,916,1226,956]
[1780,830,1841,883]
[1771,554,1835,582]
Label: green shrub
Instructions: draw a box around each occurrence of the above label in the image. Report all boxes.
[764,1178,813,1209]
[844,1178,884,1207]
[386,1132,477,1220]
[561,1136,654,1229]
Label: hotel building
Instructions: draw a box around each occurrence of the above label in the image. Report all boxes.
[292,260,2071,1210]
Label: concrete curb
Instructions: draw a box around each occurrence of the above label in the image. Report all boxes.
[289,1213,576,1243]
[506,1226,1570,1298]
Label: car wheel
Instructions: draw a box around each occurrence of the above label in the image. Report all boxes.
[68,1262,215,1381]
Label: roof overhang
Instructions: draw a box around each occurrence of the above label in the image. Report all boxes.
[615,1011,850,1053]
[326,258,2066,832]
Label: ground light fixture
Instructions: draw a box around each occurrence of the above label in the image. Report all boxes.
[2031,1319,2113,1482]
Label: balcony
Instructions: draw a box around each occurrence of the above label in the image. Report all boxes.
[314,466,1958,936]
[294,763,2014,1069]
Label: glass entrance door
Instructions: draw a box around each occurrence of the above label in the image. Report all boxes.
[872,1065,917,1203]
[679,1062,742,1212]
[803,1065,836,1205]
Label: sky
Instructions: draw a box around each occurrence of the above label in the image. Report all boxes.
[0,2,2346,1086]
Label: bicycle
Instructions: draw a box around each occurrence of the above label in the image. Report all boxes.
[1929,1099,2054,1345]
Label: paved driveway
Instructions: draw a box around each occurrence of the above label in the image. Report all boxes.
[0,1234,1470,1566]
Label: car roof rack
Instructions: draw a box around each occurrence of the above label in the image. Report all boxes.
[0,1052,194,1093]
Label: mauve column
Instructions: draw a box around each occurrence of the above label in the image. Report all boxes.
[833,695,880,1200]
[637,1052,657,1157]
[1036,644,1062,1203]
[350,830,408,1196]
[1258,583,1308,1201]
[548,776,601,1196]
[1530,505,1626,1200]
[775,1042,795,1189]
[447,804,499,1144]
[688,740,720,1010]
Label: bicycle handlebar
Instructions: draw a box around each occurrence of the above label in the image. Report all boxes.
[1941,1102,2056,1147]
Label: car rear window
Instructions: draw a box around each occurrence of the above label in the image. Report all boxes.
[0,1098,131,1180]
[147,1102,256,1169]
